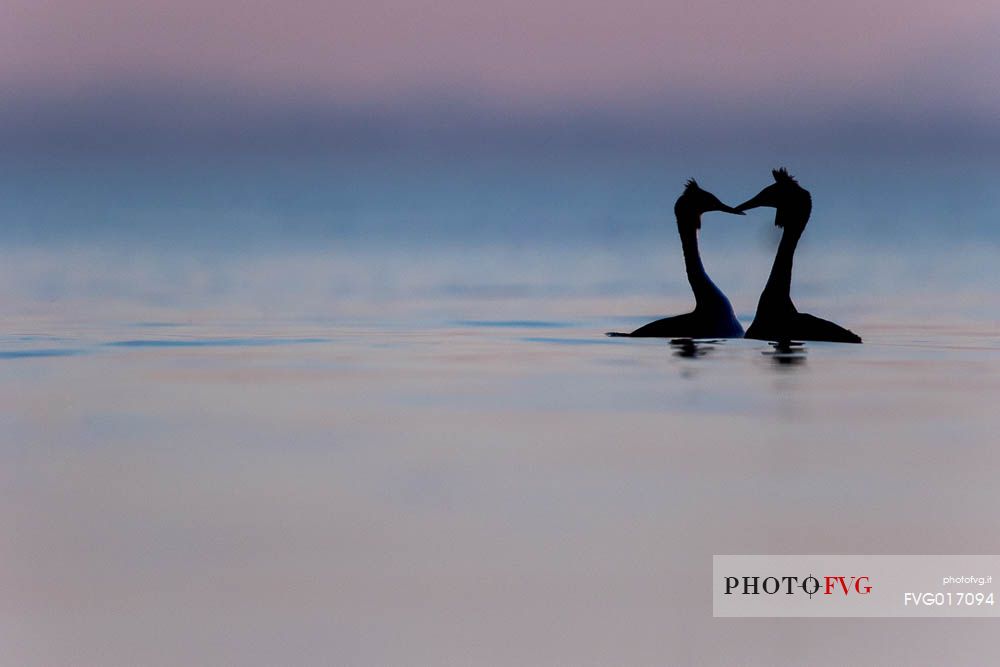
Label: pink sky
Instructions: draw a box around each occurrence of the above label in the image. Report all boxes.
[2,0,998,112]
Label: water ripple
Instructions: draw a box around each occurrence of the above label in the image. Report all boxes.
[106,337,330,348]
[0,349,85,359]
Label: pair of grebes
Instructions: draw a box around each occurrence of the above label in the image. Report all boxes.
[609,168,861,343]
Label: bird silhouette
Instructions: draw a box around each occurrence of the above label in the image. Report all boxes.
[737,168,862,344]
[608,180,745,338]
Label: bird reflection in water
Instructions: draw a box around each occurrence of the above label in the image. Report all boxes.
[762,340,807,367]
[669,338,717,358]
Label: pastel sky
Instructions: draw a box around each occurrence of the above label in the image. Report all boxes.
[3,1,998,107]
[0,2,998,244]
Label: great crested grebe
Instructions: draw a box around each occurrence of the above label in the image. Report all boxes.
[737,168,861,344]
[609,180,745,338]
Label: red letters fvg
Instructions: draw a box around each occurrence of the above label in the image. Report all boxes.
[824,576,872,595]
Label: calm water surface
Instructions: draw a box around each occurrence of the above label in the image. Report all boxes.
[3,271,999,664]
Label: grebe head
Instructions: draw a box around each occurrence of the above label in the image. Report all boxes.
[674,179,744,229]
[735,168,812,229]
